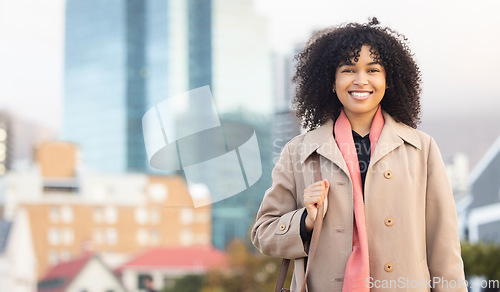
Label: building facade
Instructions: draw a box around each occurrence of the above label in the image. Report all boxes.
[6,173,211,279]
[4,142,212,279]
[464,136,500,243]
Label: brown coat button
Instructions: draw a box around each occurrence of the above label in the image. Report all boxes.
[384,170,393,179]
[384,263,394,272]
[279,224,286,231]
[385,217,394,226]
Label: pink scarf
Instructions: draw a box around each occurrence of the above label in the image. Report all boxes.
[334,105,384,292]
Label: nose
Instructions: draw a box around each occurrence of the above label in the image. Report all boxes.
[353,72,369,85]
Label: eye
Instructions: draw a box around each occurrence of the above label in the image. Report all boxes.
[368,68,381,73]
[341,69,354,73]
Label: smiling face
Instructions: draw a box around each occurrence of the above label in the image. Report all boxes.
[334,45,387,121]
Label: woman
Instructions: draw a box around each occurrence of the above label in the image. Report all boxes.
[251,18,466,292]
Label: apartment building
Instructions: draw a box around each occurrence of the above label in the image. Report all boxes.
[4,142,211,279]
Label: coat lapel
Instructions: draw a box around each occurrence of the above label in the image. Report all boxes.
[299,119,350,178]
[370,111,422,166]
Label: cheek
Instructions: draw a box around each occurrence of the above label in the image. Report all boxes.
[334,74,347,89]
[375,77,387,91]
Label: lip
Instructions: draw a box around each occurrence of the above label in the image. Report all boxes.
[348,90,373,101]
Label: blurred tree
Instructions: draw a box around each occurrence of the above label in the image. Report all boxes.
[163,274,204,292]
[461,241,500,291]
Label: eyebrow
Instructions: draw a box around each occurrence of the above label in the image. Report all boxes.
[338,61,382,67]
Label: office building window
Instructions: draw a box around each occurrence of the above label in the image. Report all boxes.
[180,208,193,225]
[62,228,74,245]
[49,206,59,222]
[148,184,167,202]
[61,206,73,223]
[135,207,148,224]
[93,207,103,223]
[136,228,148,246]
[48,227,59,245]
[105,206,118,224]
[106,227,118,245]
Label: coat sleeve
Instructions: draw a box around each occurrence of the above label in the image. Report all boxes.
[425,137,467,291]
[251,141,309,259]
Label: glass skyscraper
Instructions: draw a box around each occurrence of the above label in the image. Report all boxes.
[64,0,147,173]
[64,0,215,174]
[64,0,274,249]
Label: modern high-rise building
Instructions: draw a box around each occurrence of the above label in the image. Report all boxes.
[64,0,147,173]
[63,0,274,249]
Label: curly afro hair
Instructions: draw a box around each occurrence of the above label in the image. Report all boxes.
[292,17,422,130]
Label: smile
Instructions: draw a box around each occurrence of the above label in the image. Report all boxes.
[348,91,373,100]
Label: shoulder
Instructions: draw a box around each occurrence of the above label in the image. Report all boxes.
[383,110,435,152]
[276,133,307,163]
[413,128,434,148]
[406,127,445,165]
[284,133,307,149]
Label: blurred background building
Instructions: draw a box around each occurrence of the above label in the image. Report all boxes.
[37,253,126,292]
[0,110,57,175]
[64,0,149,173]
[455,137,500,243]
[4,142,212,281]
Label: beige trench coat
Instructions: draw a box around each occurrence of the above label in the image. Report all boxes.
[251,111,466,292]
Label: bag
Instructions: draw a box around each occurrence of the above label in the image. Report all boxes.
[274,152,325,292]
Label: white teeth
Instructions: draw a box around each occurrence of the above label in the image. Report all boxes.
[350,92,371,97]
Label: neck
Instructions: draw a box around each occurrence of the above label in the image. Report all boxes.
[343,107,378,136]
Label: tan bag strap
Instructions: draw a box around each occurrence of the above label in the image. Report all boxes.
[275,153,324,292]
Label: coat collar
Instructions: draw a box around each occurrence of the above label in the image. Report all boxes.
[299,110,422,171]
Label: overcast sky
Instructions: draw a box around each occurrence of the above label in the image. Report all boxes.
[0,0,64,130]
[0,0,499,166]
